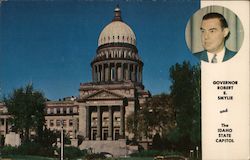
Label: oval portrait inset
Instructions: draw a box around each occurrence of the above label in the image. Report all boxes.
[185,5,244,63]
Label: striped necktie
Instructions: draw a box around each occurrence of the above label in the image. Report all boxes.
[211,54,217,63]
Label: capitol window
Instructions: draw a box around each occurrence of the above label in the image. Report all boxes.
[69,119,73,126]
[69,107,73,114]
[56,108,60,114]
[115,117,120,122]
[63,108,67,114]
[56,120,61,126]
[50,120,54,127]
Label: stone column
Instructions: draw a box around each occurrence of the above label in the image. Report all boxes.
[120,105,125,139]
[108,106,113,140]
[97,106,101,140]
[121,63,124,81]
[135,64,138,82]
[85,106,90,140]
[132,64,136,81]
[97,64,100,82]
[101,64,105,82]
[108,63,111,81]
[104,64,108,82]
[127,63,130,80]
[124,63,127,80]
[114,63,117,81]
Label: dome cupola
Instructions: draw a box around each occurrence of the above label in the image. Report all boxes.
[98,6,136,47]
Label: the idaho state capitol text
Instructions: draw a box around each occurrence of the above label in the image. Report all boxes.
[216,123,234,143]
[213,81,237,143]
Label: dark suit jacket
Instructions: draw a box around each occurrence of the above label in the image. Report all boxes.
[194,48,237,62]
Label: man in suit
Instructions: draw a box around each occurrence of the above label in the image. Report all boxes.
[194,12,236,63]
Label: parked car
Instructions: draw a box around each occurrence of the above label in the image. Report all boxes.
[100,152,113,158]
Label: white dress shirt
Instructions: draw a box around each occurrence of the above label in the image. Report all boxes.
[207,47,225,63]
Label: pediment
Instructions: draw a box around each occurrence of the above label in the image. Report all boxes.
[85,89,124,100]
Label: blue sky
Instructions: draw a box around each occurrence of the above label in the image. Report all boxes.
[0,0,199,100]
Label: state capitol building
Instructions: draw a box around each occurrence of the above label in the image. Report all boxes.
[0,6,151,156]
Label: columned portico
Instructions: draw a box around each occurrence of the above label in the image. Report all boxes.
[84,104,125,141]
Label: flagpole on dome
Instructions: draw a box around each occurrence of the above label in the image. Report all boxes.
[113,4,122,21]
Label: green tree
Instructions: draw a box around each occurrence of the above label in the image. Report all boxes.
[190,64,201,146]
[4,84,46,143]
[126,109,146,141]
[35,127,58,148]
[168,61,201,150]
[127,94,176,144]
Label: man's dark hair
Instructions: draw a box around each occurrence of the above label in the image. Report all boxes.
[203,12,228,29]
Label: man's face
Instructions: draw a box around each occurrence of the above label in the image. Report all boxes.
[200,18,229,53]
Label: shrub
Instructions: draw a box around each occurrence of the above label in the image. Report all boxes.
[17,142,41,155]
[130,150,184,158]
[17,142,54,157]
[160,150,183,156]
[130,150,161,157]
[63,146,86,159]
[0,143,54,157]
[84,153,106,160]
[0,145,18,155]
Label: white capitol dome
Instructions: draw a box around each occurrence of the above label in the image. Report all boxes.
[98,7,136,47]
